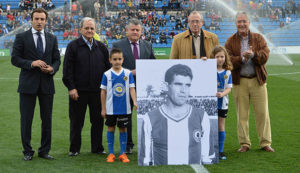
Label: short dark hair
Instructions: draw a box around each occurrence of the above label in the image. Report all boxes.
[165,64,193,84]
[126,18,143,30]
[31,8,48,20]
[110,48,123,58]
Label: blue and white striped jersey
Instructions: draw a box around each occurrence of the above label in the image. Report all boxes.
[217,69,232,110]
[100,68,135,115]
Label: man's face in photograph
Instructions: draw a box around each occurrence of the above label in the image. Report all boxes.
[167,75,192,106]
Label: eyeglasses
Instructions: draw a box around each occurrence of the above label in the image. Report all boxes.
[189,20,202,24]
[83,27,95,31]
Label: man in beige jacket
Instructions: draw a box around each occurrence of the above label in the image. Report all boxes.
[170,11,219,59]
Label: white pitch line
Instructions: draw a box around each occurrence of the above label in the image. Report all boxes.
[190,164,209,173]
[269,72,300,76]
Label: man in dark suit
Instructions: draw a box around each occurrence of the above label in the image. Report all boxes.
[63,17,110,156]
[11,8,61,161]
[112,18,156,154]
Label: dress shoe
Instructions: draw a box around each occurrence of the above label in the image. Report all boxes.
[125,147,132,154]
[38,154,54,160]
[92,150,107,155]
[24,155,33,161]
[262,146,275,152]
[68,151,80,156]
[237,146,249,152]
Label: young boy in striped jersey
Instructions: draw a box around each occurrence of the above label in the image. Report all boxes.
[100,48,137,163]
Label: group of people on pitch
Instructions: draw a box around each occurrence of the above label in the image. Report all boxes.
[12,7,273,164]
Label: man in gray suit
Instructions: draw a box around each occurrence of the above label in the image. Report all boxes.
[112,18,156,154]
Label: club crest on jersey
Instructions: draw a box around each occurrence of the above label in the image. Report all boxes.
[123,76,128,81]
[224,75,228,79]
[193,129,202,143]
[113,83,126,97]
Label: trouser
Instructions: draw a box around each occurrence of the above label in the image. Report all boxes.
[20,93,53,156]
[69,91,104,153]
[233,78,272,148]
[127,98,134,149]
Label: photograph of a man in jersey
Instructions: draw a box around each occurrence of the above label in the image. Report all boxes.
[138,63,216,166]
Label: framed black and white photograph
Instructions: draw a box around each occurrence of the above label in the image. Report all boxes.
[136,59,218,166]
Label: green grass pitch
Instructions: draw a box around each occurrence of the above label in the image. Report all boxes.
[0,54,299,173]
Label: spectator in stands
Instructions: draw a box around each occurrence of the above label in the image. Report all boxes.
[112,18,156,154]
[279,21,285,28]
[175,20,184,31]
[141,34,146,40]
[162,1,168,12]
[19,0,25,10]
[71,1,77,15]
[2,25,9,34]
[157,17,163,27]
[105,28,113,39]
[145,33,151,42]
[170,11,219,59]
[151,35,157,43]
[94,0,101,19]
[6,4,11,12]
[6,12,15,28]
[269,11,276,22]
[209,20,216,30]
[63,29,69,40]
[162,17,167,26]
[215,21,221,31]
[150,25,155,35]
[144,24,150,34]
[51,20,59,32]
[36,0,43,8]
[281,7,286,18]
[154,26,160,35]
[82,0,95,17]
[115,29,123,39]
[160,30,167,44]
[225,11,274,153]
[46,0,55,10]
[164,29,170,39]
[267,0,272,7]
[286,15,291,27]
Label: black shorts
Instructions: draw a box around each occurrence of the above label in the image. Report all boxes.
[105,114,130,128]
[218,109,228,118]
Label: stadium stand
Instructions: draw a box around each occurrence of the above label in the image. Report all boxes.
[0,0,299,50]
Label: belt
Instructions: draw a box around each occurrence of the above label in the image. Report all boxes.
[240,75,256,79]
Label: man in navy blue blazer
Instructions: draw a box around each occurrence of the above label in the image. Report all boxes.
[112,18,156,154]
[11,8,61,161]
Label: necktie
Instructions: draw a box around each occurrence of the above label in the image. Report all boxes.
[132,42,139,60]
[36,32,43,57]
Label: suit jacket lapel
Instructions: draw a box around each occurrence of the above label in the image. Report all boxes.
[44,32,50,58]
[125,38,134,58]
[27,29,40,58]
[139,40,145,59]
[124,38,136,67]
